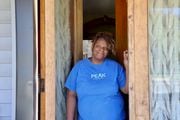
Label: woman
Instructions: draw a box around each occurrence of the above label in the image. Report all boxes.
[65,32,129,120]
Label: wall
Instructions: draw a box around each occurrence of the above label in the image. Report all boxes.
[0,0,16,119]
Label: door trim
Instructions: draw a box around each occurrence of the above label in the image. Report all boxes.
[11,0,16,119]
[45,0,56,119]
[41,0,56,119]
[73,0,83,63]
[128,0,150,119]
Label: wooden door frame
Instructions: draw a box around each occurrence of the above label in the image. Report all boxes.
[127,0,150,119]
[40,0,55,119]
[40,0,150,119]
[73,0,83,63]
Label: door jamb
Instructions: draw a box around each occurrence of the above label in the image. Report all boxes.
[40,0,56,119]
[127,0,150,119]
[73,0,83,63]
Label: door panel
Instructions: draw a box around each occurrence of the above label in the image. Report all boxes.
[115,0,128,64]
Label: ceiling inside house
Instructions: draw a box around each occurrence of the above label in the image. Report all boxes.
[83,0,114,15]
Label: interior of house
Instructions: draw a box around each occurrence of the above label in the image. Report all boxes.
[83,0,115,58]
[83,0,115,39]
[82,0,128,64]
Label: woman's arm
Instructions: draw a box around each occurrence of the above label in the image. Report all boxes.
[120,67,129,94]
[121,50,129,94]
[66,90,77,120]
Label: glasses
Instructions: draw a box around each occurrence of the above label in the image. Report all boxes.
[94,45,109,51]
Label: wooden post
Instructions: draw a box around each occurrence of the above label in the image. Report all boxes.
[73,0,83,63]
[128,0,150,119]
[44,0,55,119]
[39,0,45,119]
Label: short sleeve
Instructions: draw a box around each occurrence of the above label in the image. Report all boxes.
[117,64,126,89]
[65,62,80,92]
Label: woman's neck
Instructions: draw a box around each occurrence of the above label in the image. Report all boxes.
[90,57,104,64]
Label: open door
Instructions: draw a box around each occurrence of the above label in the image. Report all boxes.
[115,0,128,64]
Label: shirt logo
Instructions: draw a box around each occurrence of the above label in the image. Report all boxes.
[90,73,106,80]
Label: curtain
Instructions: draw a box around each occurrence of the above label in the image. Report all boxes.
[148,0,180,120]
[55,0,71,119]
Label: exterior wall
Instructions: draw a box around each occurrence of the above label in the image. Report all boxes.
[0,0,16,120]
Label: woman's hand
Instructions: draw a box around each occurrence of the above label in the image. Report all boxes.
[120,50,129,94]
[123,50,129,68]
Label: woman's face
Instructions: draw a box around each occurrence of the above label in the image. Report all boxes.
[92,38,109,62]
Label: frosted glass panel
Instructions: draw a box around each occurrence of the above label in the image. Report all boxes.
[148,0,180,120]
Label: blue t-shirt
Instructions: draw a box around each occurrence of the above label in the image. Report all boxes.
[65,58,126,120]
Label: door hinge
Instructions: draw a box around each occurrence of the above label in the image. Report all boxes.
[39,78,45,93]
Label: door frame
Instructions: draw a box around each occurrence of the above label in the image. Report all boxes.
[39,0,56,119]
[40,0,150,119]
[127,0,150,119]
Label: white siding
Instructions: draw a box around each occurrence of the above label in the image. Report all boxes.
[0,11,11,23]
[0,38,12,50]
[0,91,12,103]
[0,64,12,77]
[0,104,11,116]
[0,0,10,10]
[0,117,11,120]
[0,78,11,89]
[0,51,12,63]
[0,0,16,119]
[0,24,11,37]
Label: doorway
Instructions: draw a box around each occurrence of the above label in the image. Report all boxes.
[80,0,129,119]
[39,0,150,119]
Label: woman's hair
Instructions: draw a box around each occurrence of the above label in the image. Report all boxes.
[92,32,116,56]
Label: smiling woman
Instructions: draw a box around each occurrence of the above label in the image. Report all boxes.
[65,32,129,120]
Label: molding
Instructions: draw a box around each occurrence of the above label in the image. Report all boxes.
[11,0,16,119]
